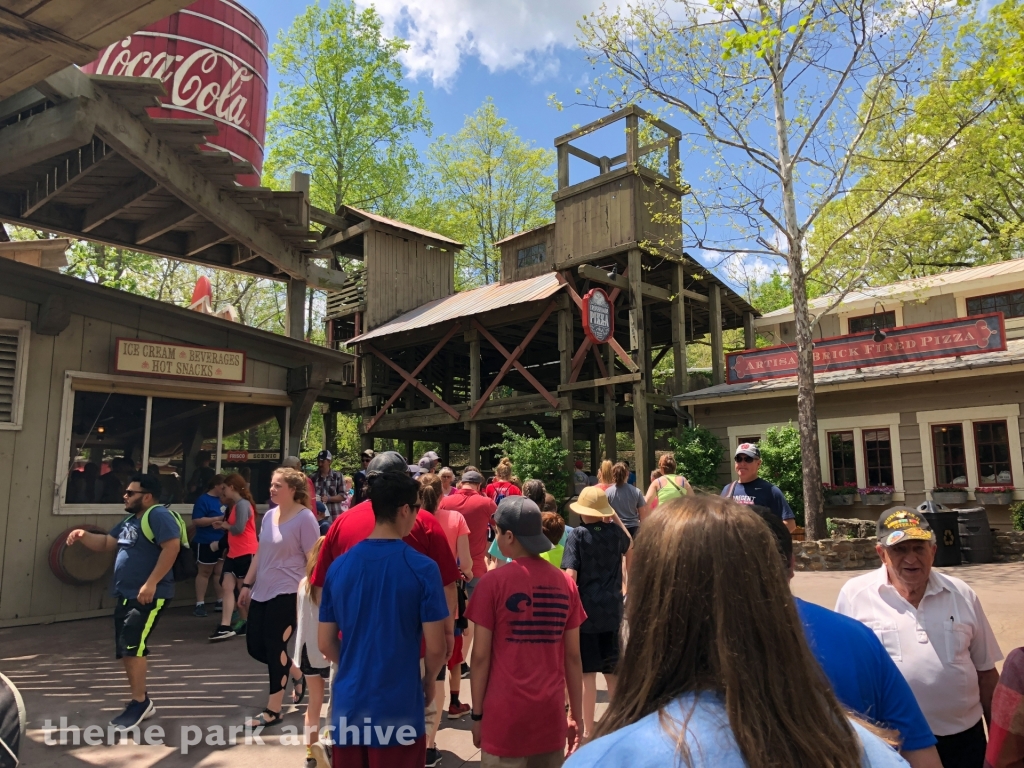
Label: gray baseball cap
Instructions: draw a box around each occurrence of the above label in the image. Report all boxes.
[493,497,552,555]
[366,450,408,475]
[460,469,484,485]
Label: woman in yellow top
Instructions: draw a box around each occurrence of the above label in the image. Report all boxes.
[644,454,694,508]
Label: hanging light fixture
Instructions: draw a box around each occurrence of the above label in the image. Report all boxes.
[871,301,888,343]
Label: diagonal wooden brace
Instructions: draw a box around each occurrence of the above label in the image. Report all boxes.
[365,333,463,429]
[469,302,559,419]
[556,270,637,381]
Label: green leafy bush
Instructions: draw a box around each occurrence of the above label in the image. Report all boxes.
[759,424,805,526]
[669,426,724,489]
[489,422,570,500]
[1010,500,1024,532]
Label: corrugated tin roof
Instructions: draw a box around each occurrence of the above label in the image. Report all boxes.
[349,273,564,344]
[762,259,1024,320]
[341,205,463,249]
[673,338,1024,402]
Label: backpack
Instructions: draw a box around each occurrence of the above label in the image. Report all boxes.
[491,481,512,505]
[128,505,198,582]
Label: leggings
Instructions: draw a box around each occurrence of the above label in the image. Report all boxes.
[246,592,297,695]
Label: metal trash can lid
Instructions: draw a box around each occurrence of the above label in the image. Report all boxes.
[917,501,954,515]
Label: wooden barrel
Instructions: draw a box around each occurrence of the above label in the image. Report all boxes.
[49,525,116,586]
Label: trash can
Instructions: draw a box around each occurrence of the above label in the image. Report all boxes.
[957,507,994,564]
[917,501,962,566]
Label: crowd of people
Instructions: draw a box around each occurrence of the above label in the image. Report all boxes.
[62,440,1024,768]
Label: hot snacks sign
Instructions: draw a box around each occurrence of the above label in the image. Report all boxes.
[583,288,614,344]
[81,0,269,186]
[728,314,1006,384]
[116,339,246,383]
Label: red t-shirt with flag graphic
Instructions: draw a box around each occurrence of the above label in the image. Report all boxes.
[464,556,585,758]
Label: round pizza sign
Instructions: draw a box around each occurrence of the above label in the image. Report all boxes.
[582,287,614,344]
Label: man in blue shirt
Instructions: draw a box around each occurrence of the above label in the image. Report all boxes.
[190,474,225,617]
[722,443,796,532]
[318,471,449,768]
[65,474,181,730]
[751,507,943,768]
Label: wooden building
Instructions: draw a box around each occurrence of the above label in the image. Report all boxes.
[675,260,1024,529]
[328,108,758,487]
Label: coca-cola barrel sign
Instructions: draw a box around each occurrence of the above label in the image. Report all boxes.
[81,0,268,186]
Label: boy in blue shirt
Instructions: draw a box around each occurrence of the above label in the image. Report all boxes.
[318,471,449,768]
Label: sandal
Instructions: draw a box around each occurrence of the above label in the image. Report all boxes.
[245,708,282,728]
[291,673,307,705]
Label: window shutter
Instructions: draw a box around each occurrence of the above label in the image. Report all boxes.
[0,329,19,422]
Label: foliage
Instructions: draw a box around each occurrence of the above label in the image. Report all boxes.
[759,425,805,526]
[748,272,794,315]
[408,99,555,288]
[573,0,991,539]
[1010,500,1024,531]
[489,422,569,500]
[669,426,724,488]
[263,0,429,215]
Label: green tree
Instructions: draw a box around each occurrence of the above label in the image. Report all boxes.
[490,422,570,500]
[263,1,430,215]
[669,426,724,488]
[759,424,805,526]
[414,99,555,288]
[576,0,995,538]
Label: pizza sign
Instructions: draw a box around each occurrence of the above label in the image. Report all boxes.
[583,288,614,344]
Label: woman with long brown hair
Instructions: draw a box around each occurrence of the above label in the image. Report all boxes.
[209,473,258,642]
[237,467,320,728]
[565,495,907,768]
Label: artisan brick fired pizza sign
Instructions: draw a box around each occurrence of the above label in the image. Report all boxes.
[727,313,1006,384]
[116,339,246,383]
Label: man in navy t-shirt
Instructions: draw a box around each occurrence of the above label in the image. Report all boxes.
[722,442,796,532]
[319,471,449,768]
[751,508,941,768]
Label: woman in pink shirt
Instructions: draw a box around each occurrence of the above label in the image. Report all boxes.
[419,475,472,580]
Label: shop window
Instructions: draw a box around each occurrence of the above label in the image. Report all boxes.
[974,420,1013,486]
[828,431,857,486]
[148,397,221,505]
[932,424,968,485]
[517,243,546,268]
[737,436,761,445]
[966,290,1024,320]
[220,402,286,505]
[848,311,896,335]
[65,392,148,504]
[863,428,895,487]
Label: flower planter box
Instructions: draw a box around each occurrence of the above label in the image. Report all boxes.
[975,491,1013,505]
[932,490,969,505]
[825,494,856,506]
[860,493,893,506]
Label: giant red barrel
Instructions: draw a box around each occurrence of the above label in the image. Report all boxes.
[81,0,268,186]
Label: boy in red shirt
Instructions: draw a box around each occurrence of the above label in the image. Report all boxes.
[466,497,585,767]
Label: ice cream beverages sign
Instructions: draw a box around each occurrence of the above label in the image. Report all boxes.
[81,0,269,186]
[727,314,1007,384]
[116,339,246,383]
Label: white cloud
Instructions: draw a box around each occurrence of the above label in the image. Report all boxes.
[356,0,605,88]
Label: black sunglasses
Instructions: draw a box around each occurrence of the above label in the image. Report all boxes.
[123,489,146,497]
[735,455,758,463]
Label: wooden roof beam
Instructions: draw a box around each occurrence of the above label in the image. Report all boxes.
[81,173,156,232]
[21,138,113,216]
[0,8,99,63]
[186,225,232,256]
[0,97,95,178]
[315,219,372,251]
[134,202,196,245]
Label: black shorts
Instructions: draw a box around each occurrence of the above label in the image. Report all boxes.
[196,538,226,565]
[299,646,330,678]
[114,597,170,658]
[580,630,619,675]
[624,523,640,541]
[221,554,252,582]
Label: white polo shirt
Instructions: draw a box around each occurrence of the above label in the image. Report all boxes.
[835,565,1002,736]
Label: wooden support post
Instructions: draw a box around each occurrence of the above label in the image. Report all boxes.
[405,439,414,463]
[625,113,640,167]
[286,279,305,340]
[672,262,689,397]
[441,443,450,468]
[710,283,725,385]
[467,328,481,468]
[590,431,599,475]
[628,249,650,492]
[605,344,617,462]
[359,344,374,452]
[744,310,756,351]
[557,144,569,190]
[559,304,576,493]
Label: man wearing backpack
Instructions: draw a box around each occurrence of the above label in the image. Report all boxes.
[65,474,182,729]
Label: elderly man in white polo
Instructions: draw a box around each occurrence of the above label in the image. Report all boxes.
[836,508,1002,768]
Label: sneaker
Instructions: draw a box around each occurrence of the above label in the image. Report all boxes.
[214,600,223,611]
[233,619,247,636]
[193,603,207,618]
[209,625,236,642]
[460,662,470,678]
[109,697,155,728]
[446,702,471,720]
[425,746,442,767]
[310,741,331,768]
[305,760,317,768]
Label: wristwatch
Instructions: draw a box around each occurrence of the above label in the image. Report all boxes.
[241,583,253,590]
[470,712,483,721]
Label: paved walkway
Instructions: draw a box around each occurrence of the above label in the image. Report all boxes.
[4,562,1022,767]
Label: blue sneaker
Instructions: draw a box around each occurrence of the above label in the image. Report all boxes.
[193,603,207,617]
[110,697,155,728]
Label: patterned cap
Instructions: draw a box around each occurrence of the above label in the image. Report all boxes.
[876,507,934,547]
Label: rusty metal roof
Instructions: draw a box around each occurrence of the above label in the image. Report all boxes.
[341,205,463,249]
[349,273,564,344]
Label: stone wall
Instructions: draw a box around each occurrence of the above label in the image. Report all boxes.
[994,530,1024,562]
[794,538,881,572]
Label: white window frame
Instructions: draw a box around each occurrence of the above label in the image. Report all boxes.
[817,414,905,500]
[53,371,292,516]
[916,404,1023,501]
[726,422,785,480]
[0,319,31,430]
[839,304,904,336]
